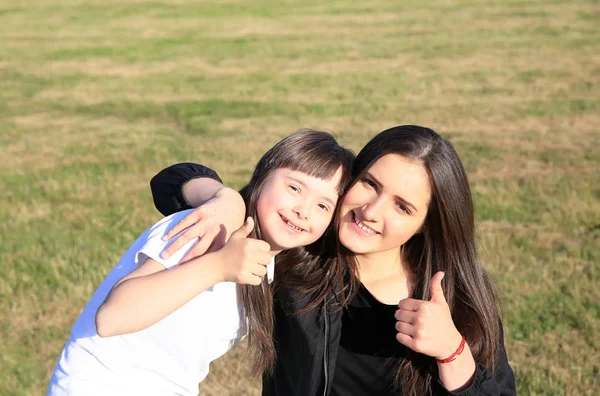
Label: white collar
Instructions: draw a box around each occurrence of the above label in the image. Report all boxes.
[266,257,276,284]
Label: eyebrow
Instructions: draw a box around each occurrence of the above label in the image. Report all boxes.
[286,175,337,207]
[364,171,419,213]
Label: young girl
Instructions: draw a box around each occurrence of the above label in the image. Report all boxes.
[47,129,354,396]
[152,125,516,395]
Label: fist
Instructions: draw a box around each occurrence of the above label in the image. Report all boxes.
[394,272,462,359]
[216,217,273,286]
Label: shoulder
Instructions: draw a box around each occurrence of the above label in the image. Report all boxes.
[145,209,195,240]
[134,209,197,269]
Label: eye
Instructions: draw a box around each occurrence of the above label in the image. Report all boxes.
[396,203,411,215]
[362,177,377,189]
[318,203,329,211]
[289,185,300,194]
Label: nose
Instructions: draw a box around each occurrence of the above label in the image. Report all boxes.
[361,195,384,222]
[293,202,310,220]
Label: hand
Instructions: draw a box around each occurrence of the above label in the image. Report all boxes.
[214,217,273,285]
[395,272,462,359]
[161,190,244,262]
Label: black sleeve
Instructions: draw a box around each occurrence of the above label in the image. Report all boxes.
[149,162,223,216]
[438,322,516,396]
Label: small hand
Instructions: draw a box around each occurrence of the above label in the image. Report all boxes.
[395,272,462,359]
[215,217,273,286]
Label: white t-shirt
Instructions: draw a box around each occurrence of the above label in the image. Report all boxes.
[47,209,275,396]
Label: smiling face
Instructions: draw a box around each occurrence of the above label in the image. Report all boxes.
[338,154,432,259]
[256,167,343,253]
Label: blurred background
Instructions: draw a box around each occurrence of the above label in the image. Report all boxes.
[0,0,598,395]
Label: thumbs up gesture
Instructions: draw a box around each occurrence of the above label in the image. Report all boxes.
[394,271,463,360]
[214,217,273,286]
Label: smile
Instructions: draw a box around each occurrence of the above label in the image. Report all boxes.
[280,214,305,233]
[352,211,379,236]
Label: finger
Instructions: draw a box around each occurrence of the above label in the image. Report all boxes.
[256,252,274,266]
[395,309,417,324]
[247,239,271,253]
[395,321,417,337]
[162,222,205,259]
[398,298,422,312]
[396,332,414,349]
[429,271,446,304]
[163,211,200,241]
[243,274,263,286]
[231,217,254,239]
[250,264,268,277]
[180,226,220,262]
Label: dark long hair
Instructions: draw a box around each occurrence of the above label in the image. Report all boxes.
[237,129,354,377]
[356,125,500,394]
[286,125,500,394]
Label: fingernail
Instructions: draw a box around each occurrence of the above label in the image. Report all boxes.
[162,236,168,241]
[161,252,170,259]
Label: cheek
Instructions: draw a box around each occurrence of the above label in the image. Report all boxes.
[255,194,273,225]
[385,217,422,243]
[342,185,374,210]
[340,185,360,206]
[312,213,334,235]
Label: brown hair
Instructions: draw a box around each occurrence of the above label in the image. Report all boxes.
[238,129,354,376]
[353,125,499,394]
[286,125,501,394]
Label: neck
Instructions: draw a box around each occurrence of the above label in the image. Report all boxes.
[356,249,409,284]
[262,237,282,257]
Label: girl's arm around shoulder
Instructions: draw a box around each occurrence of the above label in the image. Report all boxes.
[151,162,246,262]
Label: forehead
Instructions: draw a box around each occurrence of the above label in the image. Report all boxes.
[367,154,431,208]
[271,167,343,196]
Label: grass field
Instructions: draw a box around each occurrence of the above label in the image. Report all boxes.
[1,0,598,395]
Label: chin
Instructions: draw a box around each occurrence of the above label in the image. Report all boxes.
[274,236,317,251]
[267,236,299,252]
[339,230,369,254]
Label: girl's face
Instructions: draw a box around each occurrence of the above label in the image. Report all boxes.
[257,167,342,252]
[338,154,431,258]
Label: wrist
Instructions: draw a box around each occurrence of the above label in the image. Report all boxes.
[212,250,228,284]
[215,187,245,233]
[436,330,464,361]
[193,250,227,285]
[436,342,476,391]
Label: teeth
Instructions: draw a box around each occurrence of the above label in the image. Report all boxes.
[354,213,377,235]
[286,220,303,232]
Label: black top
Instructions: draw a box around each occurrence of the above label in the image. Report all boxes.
[331,284,404,396]
[150,162,517,396]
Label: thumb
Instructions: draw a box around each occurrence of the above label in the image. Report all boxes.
[429,271,446,304]
[231,217,254,239]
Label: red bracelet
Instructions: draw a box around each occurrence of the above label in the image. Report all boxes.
[436,335,466,363]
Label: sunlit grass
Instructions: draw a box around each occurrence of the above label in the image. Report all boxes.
[1,0,598,394]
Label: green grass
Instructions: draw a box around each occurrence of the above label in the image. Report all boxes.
[1,0,599,394]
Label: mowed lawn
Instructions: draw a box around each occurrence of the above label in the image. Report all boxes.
[1,0,598,394]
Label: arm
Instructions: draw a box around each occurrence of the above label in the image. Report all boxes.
[96,218,272,337]
[396,273,515,395]
[437,322,516,396]
[96,254,224,337]
[150,162,223,216]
